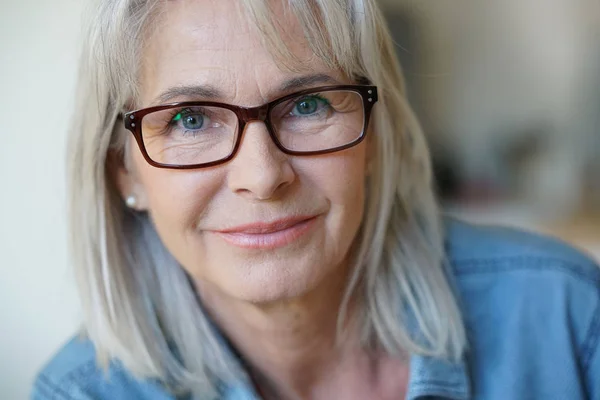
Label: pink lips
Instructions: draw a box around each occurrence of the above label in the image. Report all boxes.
[213,216,319,249]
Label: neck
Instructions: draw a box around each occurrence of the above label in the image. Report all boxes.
[197,267,360,399]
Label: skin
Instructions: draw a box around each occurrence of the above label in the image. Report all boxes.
[116,1,409,398]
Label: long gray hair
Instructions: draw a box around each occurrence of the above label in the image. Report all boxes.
[68,0,466,397]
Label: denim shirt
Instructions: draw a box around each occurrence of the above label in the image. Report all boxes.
[32,219,600,399]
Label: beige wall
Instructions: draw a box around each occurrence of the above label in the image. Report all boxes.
[0,0,84,398]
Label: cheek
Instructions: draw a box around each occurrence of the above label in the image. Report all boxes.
[133,149,224,246]
[312,148,367,205]
[296,145,368,232]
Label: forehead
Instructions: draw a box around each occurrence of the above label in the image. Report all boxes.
[139,0,341,106]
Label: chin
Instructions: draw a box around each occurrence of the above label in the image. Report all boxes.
[193,222,353,305]
[219,257,328,304]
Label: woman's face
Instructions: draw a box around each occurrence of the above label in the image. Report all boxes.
[120,0,368,303]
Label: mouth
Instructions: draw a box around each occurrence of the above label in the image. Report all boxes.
[212,215,320,250]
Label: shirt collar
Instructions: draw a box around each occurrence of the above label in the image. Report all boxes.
[406,352,471,400]
[221,384,261,400]
[220,354,471,400]
[216,292,471,399]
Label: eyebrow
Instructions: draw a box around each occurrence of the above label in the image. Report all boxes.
[277,73,341,92]
[152,73,341,106]
[153,85,224,105]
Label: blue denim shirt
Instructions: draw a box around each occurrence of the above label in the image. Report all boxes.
[32,219,600,399]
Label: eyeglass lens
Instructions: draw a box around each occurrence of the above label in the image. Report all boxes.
[140,90,365,166]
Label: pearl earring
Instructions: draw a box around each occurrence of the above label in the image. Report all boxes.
[125,195,137,208]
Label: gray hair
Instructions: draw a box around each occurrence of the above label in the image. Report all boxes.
[68,0,466,397]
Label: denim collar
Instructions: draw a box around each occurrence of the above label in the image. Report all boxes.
[215,297,471,399]
[406,352,470,399]
[216,259,471,399]
[220,352,470,400]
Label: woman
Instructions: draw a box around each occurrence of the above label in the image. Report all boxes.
[33,0,599,399]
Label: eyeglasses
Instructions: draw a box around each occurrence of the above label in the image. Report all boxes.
[123,85,378,169]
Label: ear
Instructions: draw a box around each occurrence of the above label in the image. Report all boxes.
[109,150,149,211]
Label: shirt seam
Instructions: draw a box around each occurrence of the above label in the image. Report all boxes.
[581,289,600,372]
[410,379,463,387]
[63,360,97,383]
[450,255,600,287]
[408,384,466,399]
[37,374,76,400]
[33,376,55,399]
[37,360,98,400]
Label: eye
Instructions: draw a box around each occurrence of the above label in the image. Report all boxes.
[172,111,205,130]
[291,96,329,116]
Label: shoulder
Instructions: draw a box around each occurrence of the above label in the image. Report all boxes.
[445,216,600,280]
[444,217,600,397]
[444,217,600,325]
[32,335,175,400]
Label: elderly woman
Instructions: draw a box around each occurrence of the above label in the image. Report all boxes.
[33,0,599,399]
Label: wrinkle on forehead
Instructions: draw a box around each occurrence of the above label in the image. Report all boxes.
[138,0,340,107]
[148,0,314,58]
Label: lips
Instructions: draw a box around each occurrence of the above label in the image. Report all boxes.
[212,215,319,249]
[217,216,315,234]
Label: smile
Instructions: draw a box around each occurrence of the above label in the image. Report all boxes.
[212,216,319,249]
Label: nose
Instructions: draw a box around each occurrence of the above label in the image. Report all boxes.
[227,121,295,201]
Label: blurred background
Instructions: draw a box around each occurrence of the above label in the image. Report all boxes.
[0,0,83,399]
[381,0,600,259]
[1,0,599,398]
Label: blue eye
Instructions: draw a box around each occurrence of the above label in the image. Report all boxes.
[292,96,329,116]
[173,112,205,130]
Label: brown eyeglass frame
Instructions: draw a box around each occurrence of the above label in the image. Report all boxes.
[123,84,378,169]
